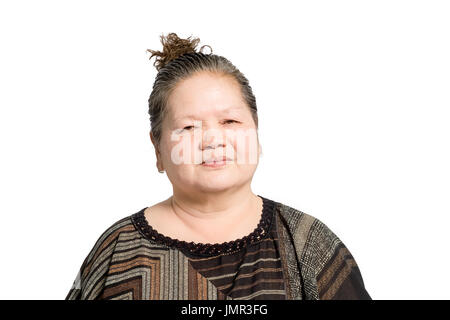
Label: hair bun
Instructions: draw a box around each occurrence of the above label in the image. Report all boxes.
[147,32,212,72]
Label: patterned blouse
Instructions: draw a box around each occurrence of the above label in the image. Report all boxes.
[65,195,371,300]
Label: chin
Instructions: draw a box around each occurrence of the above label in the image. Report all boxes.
[194,180,237,193]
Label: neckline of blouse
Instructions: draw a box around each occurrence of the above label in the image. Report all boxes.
[131,195,276,257]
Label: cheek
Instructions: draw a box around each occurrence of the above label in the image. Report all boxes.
[159,133,181,167]
[232,131,259,165]
[161,134,201,167]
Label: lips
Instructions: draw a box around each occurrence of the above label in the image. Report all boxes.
[201,156,232,164]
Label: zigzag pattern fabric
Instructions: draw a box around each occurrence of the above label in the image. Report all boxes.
[66,196,371,300]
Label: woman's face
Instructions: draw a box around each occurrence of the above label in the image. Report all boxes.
[153,71,261,194]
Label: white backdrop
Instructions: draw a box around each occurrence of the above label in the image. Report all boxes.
[0,0,449,300]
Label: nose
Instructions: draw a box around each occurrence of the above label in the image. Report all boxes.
[202,141,225,150]
[202,136,226,150]
[200,123,226,151]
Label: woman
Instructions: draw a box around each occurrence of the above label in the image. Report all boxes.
[66,33,371,300]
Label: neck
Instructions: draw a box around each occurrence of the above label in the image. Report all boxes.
[167,185,261,239]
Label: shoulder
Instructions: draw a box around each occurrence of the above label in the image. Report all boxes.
[66,212,138,300]
[276,201,341,271]
[83,214,137,266]
[275,200,371,300]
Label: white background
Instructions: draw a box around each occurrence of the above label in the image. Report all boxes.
[0,0,449,300]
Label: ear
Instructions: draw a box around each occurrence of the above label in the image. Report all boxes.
[150,131,159,153]
[150,131,164,171]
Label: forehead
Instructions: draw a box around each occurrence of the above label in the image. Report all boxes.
[171,106,246,122]
[167,72,247,122]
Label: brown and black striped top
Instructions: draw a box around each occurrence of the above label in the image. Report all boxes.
[65,195,371,300]
[134,196,287,300]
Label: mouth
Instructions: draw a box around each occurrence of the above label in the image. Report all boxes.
[201,156,231,164]
[201,156,232,166]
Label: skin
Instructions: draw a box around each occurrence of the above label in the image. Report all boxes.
[146,71,263,244]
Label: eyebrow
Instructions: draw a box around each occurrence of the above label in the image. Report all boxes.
[172,106,244,122]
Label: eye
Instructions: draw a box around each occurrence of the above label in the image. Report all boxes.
[223,119,239,125]
[183,125,194,130]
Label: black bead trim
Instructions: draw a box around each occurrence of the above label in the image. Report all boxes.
[131,195,275,257]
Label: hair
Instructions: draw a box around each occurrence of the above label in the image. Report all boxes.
[146,32,259,151]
